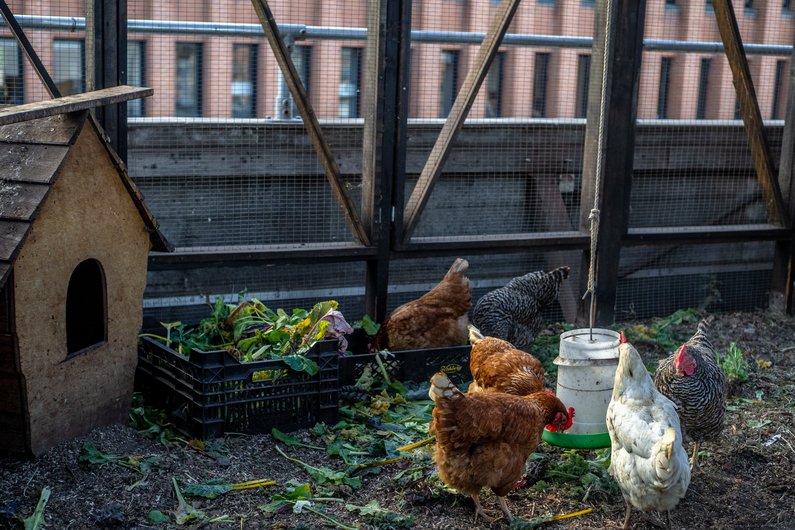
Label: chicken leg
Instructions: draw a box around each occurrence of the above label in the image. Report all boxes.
[690,441,701,472]
[497,496,513,521]
[471,493,495,523]
[622,501,632,530]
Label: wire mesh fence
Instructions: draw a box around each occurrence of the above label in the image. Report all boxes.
[1,0,792,326]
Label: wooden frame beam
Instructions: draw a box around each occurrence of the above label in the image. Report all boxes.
[772,30,795,313]
[400,0,522,243]
[713,0,789,227]
[250,0,370,246]
[86,0,128,161]
[0,86,152,126]
[577,0,647,326]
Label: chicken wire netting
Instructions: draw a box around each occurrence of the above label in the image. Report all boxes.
[125,0,366,249]
[405,0,593,239]
[2,1,792,325]
[632,1,792,229]
[615,241,775,321]
[614,1,793,318]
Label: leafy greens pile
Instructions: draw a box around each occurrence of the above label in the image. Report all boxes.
[144,298,353,374]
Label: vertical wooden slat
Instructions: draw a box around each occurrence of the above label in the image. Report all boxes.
[363,0,412,321]
[249,0,370,246]
[87,0,129,162]
[772,40,795,313]
[577,0,647,326]
[0,1,60,98]
[401,0,522,243]
[713,0,788,227]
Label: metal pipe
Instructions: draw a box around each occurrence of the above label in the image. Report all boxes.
[2,14,793,55]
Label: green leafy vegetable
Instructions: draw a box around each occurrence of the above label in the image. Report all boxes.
[172,477,204,525]
[22,487,50,530]
[147,510,171,524]
[719,342,750,382]
[345,500,413,529]
[272,427,325,450]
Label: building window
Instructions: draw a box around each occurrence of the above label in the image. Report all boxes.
[440,50,459,118]
[772,60,786,119]
[532,52,549,118]
[66,259,106,355]
[127,41,145,117]
[657,57,672,119]
[696,58,711,119]
[485,52,504,118]
[232,44,257,118]
[53,39,84,96]
[785,0,792,13]
[575,54,591,118]
[281,45,311,119]
[176,43,202,117]
[0,38,23,105]
[340,47,362,118]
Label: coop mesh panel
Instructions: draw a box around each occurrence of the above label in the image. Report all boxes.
[615,242,775,321]
[2,1,790,325]
[122,1,366,248]
[619,1,791,315]
[142,260,367,330]
[0,2,87,104]
[404,1,593,238]
[632,2,790,229]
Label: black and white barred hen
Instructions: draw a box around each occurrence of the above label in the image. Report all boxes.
[653,317,726,472]
[470,266,570,352]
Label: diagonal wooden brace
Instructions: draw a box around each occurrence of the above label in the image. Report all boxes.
[712,0,789,227]
[250,0,370,246]
[401,0,522,243]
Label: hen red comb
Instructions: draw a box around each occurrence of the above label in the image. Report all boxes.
[565,407,575,430]
[619,330,626,344]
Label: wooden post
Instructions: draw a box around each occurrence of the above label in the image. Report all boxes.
[401,0,522,243]
[577,0,646,326]
[86,0,128,161]
[712,0,788,227]
[249,0,370,246]
[772,37,795,313]
[362,0,411,322]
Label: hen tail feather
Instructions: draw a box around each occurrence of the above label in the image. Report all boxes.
[429,372,460,402]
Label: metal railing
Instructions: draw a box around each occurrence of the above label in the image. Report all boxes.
[2,14,793,56]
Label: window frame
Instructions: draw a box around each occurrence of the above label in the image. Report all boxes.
[232,43,258,119]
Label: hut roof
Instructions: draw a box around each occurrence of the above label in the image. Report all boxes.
[0,87,171,287]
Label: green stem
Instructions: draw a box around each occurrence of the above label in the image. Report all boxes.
[304,506,358,530]
[374,353,392,385]
[274,444,323,474]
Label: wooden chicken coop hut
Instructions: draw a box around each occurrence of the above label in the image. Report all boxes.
[0,88,170,455]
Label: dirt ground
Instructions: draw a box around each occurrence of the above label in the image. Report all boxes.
[1,309,793,530]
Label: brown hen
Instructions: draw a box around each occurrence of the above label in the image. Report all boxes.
[372,258,471,351]
[429,372,573,523]
[467,325,545,395]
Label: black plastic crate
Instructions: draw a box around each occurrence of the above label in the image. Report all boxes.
[339,331,472,387]
[136,337,340,439]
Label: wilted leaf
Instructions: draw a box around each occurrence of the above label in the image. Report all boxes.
[283,355,319,375]
[147,510,171,524]
[182,479,233,499]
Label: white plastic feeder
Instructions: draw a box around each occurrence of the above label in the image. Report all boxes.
[543,328,620,448]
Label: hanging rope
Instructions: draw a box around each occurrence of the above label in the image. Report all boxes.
[584,0,615,341]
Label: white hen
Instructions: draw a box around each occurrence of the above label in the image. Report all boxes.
[606,336,691,530]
